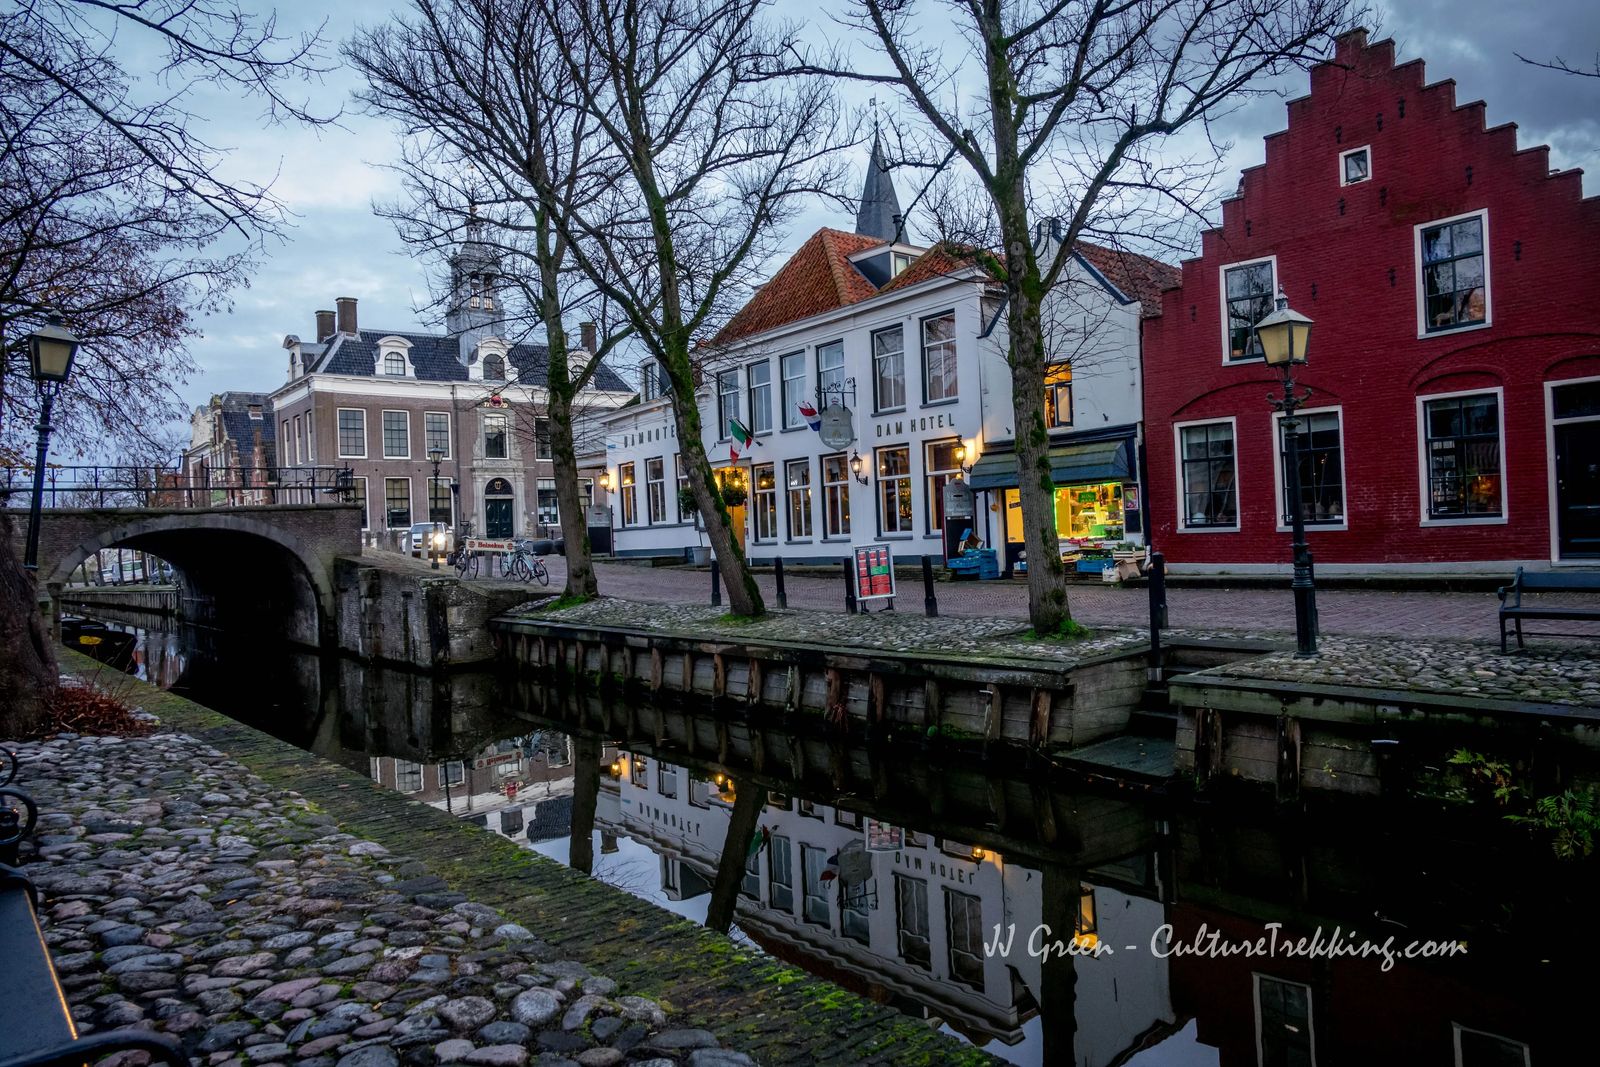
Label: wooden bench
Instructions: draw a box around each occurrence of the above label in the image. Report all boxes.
[1497,568,1600,652]
[0,747,184,1067]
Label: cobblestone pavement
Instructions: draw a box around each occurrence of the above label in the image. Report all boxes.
[501,558,1599,643]
[16,730,754,1067]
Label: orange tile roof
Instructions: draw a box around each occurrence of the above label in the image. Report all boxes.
[1075,241,1182,318]
[713,228,884,345]
[878,243,979,293]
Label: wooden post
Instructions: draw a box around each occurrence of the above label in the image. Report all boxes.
[785,665,801,713]
[682,650,694,693]
[717,721,730,765]
[747,657,763,706]
[1195,707,1224,788]
[1275,714,1302,804]
[869,674,887,725]
[1030,688,1053,747]
[650,647,663,693]
[825,668,843,718]
[713,653,727,699]
[984,684,1004,745]
[923,679,942,732]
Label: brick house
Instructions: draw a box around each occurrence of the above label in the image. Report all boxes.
[1143,30,1600,575]
[268,239,633,542]
[178,391,276,505]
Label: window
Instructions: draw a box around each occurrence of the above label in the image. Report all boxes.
[535,418,552,460]
[747,361,772,435]
[537,479,558,527]
[384,478,412,529]
[395,760,423,792]
[741,847,760,900]
[1178,421,1238,529]
[1422,392,1503,520]
[440,761,465,787]
[1224,259,1276,360]
[281,420,291,462]
[922,312,958,402]
[640,359,662,401]
[925,440,962,535]
[483,352,506,381]
[305,418,315,463]
[338,409,367,458]
[781,352,806,429]
[483,413,508,460]
[1340,145,1371,186]
[1045,363,1073,428]
[1278,409,1345,526]
[1453,1024,1529,1067]
[658,762,678,799]
[822,453,851,538]
[428,478,453,525]
[1255,975,1314,1067]
[786,459,812,539]
[618,462,637,526]
[801,845,830,925]
[382,410,410,459]
[717,371,739,438]
[753,463,778,540]
[646,457,667,523]
[945,889,985,988]
[424,412,450,457]
[817,340,844,403]
[383,351,406,376]
[247,404,263,420]
[834,808,863,830]
[877,445,913,535]
[1419,213,1488,332]
[629,754,648,787]
[674,454,691,522]
[294,415,304,464]
[352,476,368,529]
[894,875,930,968]
[769,835,794,912]
[893,251,913,276]
[873,325,905,411]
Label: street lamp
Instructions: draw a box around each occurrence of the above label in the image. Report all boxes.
[23,316,80,571]
[1255,286,1318,657]
[598,470,613,492]
[427,446,445,569]
[848,450,868,486]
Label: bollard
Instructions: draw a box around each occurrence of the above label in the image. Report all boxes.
[842,556,857,614]
[711,558,722,607]
[774,556,788,610]
[1147,551,1166,668]
[921,555,938,617]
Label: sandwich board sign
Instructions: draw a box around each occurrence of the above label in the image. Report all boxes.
[853,543,896,603]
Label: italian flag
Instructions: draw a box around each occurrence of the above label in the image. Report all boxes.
[728,418,755,461]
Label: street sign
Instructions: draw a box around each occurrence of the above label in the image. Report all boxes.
[818,403,854,450]
[853,543,896,602]
[464,537,516,553]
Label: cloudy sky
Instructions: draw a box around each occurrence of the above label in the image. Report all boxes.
[162,0,1600,436]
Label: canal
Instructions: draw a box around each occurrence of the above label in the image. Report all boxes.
[67,612,1592,1066]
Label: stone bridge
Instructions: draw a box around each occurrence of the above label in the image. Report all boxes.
[7,504,362,645]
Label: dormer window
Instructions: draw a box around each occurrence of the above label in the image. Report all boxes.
[383,351,406,375]
[247,404,263,420]
[893,252,913,276]
[483,352,506,381]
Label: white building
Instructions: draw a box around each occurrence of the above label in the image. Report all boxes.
[601,144,1177,570]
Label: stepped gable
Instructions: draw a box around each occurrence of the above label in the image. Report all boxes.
[713,228,883,345]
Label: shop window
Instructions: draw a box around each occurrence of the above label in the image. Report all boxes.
[801,845,830,925]
[1255,975,1314,1067]
[1340,145,1371,186]
[1045,363,1073,428]
[1452,1024,1530,1067]
[537,479,558,527]
[747,360,772,434]
[424,412,450,457]
[1278,409,1344,526]
[338,409,367,458]
[818,340,845,403]
[945,888,985,989]
[925,440,963,535]
[822,453,851,537]
[1056,482,1124,541]
[922,312,958,402]
[717,371,739,438]
[384,478,412,529]
[1178,421,1238,529]
[877,445,913,535]
[1423,393,1502,520]
[484,413,508,459]
[619,462,637,526]
[894,875,930,969]
[781,352,807,429]
[873,325,906,411]
[1419,212,1488,333]
[646,457,667,523]
[382,410,410,459]
[769,834,794,912]
[786,459,812,538]
[753,463,778,540]
[1223,259,1275,360]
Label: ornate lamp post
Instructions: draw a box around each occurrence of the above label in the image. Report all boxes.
[1255,287,1318,656]
[23,316,80,571]
[427,446,445,569]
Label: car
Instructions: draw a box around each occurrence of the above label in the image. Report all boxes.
[410,522,455,558]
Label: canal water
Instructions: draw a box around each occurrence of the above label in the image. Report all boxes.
[69,613,1592,1066]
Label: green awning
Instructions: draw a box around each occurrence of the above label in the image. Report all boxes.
[968,439,1132,490]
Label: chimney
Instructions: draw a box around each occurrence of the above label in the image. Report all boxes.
[336,296,358,336]
[580,321,597,354]
[315,310,335,343]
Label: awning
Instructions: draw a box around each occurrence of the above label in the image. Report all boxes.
[968,438,1133,491]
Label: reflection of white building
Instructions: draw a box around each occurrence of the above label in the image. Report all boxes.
[607,752,1175,1063]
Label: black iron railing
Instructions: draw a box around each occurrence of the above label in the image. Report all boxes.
[0,465,357,509]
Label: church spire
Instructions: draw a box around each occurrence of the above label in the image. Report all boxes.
[855,134,902,243]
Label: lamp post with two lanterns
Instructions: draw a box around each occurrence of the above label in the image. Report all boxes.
[22,316,80,572]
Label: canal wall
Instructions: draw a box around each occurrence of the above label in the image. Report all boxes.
[333,555,530,669]
[60,583,179,615]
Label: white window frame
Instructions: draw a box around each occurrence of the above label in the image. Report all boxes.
[920,310,958,404]
[752,462,778,542]
[381,409,411,459]
[1414,208,1492,339]
[1271,405,1348,533]
[785,458,812,540]
[1414,386,1508,528]
[747,359,772,435]
[716,370,739,440]
[394,759,424,793]
[337,408,368,459]
[780,351,807,430]
[1451,1023,1530,1067]
[1338,144,1371,186]
[1174,416,1242,533]
[423,411,452,459]
[1218,255,1278,365]
[439,760,465,788]
[1544,373,1600,564]
[483,412,509,460]
[645,456,667,524]
[821,452,851,539]
[1254,974,1316,1067]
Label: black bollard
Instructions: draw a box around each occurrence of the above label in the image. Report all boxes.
[921,555,938,617]
[774,556,788,610]
[1147,551,1166,667]
[711,559,722,607]
[842,556,857,614]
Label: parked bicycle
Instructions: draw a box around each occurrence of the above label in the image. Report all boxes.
[506,540,550,586]
[450,521,479,580]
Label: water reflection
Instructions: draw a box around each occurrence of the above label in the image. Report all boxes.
[71,615,1588,1067]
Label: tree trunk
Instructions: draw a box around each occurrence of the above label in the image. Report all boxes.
[0,511,57,737]
[706,782,768,933]
[547,383,597,600]
[568,734,602,875]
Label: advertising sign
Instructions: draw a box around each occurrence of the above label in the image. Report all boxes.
[464,538,516,553]
[865,819,904,852]
[853,543,897,602]
[943,479,975,519]
[818,403,855,449]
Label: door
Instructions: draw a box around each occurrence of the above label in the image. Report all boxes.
[485,497,514,538]
[715,467,747,550]
[1555,421,1600,558]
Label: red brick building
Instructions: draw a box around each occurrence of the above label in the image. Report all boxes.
[1144,30,1600,574]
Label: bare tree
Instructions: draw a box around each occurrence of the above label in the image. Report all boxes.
[526,0,848,617]
[1516,51,1600,79]
[350,0,635,602]
[803,0,1360,634]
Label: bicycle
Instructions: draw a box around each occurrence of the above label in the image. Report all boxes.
[505,541,550,586]
[450,521,479,580]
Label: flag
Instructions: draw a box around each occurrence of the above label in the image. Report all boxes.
[798,401,821,432]
[728,418,756,448]
[746,826,769,859]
